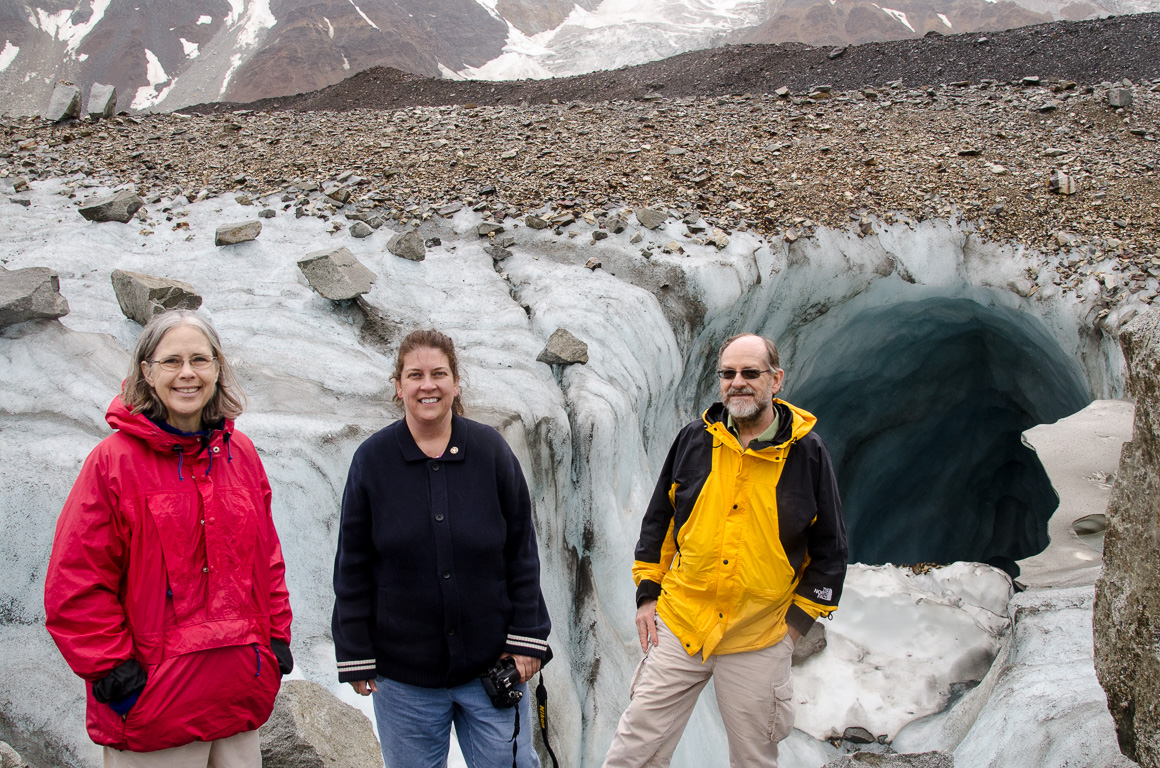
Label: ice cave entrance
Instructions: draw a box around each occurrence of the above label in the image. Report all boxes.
[783,296,1090,568]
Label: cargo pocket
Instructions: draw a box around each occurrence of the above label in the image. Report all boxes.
[768,675,795,742]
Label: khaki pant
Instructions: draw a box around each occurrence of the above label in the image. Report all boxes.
[103,729,260,768]
[603,616,795,768]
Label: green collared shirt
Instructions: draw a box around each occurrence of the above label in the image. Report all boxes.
[726,410,780,449]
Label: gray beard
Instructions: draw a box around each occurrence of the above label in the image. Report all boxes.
[725,395,767,423]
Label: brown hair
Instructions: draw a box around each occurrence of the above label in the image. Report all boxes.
[718,333,781,371]
[392,329,465,416]
[121,310,246,425]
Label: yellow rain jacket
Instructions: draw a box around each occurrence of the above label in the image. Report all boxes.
[633,400,847,658]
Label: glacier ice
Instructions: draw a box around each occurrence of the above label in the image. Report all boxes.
[0,179,1132,767]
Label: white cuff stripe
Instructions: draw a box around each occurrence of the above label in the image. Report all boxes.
[507,634,549,651]
[337,659,376,671]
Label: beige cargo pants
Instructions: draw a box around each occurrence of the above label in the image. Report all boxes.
[602,615,795,768]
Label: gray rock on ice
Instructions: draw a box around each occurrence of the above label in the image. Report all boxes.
[110,269,202,326]
[0,267,70,328]
[298,246,377,300]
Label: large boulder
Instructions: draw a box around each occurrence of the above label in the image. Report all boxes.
[1094,307,1160,768]
[298,246,376,301]
[259,680,383,768]
[387,230,426,261]
[42,82,80,122]
[88,83,117,119]
[78,189,143,223]
[110,269,202,326]
[0,740,29,768]
[0,267,69,328]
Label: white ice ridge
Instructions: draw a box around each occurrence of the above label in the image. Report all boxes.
[0,41,18,72]
[938,12,952,27]
[0,177,1134,768]
[324,17,335,38]
[877,5,916,31]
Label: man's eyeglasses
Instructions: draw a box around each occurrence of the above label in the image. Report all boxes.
[716,368,771,380]
[147,355,217,372]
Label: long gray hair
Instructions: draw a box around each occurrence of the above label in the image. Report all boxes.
[121,310,246,425]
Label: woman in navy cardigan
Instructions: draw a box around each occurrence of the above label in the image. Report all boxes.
[332,329,551,768]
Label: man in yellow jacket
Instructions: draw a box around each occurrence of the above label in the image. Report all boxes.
[603,333,848,768]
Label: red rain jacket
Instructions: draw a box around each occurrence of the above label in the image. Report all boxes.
[45,397,292,752]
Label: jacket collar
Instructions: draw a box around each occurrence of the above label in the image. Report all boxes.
[703,399,816,453]
[394,413,469,463]
[105,396,232,454]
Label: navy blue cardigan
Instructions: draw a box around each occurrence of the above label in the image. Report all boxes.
[332,415,551,688]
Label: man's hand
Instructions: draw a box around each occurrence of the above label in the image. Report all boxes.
[636,599,659,653]
[350,679,378,696]
[503,654,542,684]
[786,625,802,646]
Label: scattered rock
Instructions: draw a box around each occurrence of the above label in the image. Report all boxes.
[525,214,550,230]
[79,189,144,223]
[324,186,350,204]
[387,230,426,261]
[110,269,202,326]
[635,207,668,230]
[298,246,377,300]
[707,229,730,249]
[478,221,505,237]
[485,244,512,261]
[828,46,848,60]
[537,328,589,366]
[10,177,29,193]
[585,256,602,270]
[1107,87,1133,108]
[259,679,382,768]
[215,220,262,245]
[259,208,276,219]
[87,83,117,120]
[43,82,81,122]
[0,267,70,328]
[822,752,954,768]
[792,621,827,664]
[349,221,373,238]
[843,727,877,744]
[1048,170,1078,195]
[592,231,609,242]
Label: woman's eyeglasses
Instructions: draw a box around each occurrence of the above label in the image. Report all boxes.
[147,355,217,372]
[716,368,771,380]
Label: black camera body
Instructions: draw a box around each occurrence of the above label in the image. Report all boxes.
[480,656,523,709]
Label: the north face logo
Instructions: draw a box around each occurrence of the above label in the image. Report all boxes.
[814,587,833,601]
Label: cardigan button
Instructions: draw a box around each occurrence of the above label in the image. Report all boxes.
[431,463,441,472]
[441,571,451,579]
[202,566,209,573]
[435,513,445,522]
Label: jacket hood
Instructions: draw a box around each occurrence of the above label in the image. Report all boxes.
[105,396,234,456]
[703,399,817,449]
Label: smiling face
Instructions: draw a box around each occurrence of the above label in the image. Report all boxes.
[141,323,219,433]
[719,335,784,426]
[395,345,460,431]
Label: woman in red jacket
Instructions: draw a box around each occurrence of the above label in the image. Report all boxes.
[45,310,293,768]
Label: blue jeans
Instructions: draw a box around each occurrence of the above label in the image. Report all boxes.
[372,675,540,768]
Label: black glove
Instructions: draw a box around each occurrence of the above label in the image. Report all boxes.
[271,638,294,676]
[93,659,148,704]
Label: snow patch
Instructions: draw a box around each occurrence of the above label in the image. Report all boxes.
[324,17,335,38]
[938,12,953,26]
[0,42,18,72]
[234,0,276,48]
[197,15,212,24]
[342,55,350,71]
[879,5,916,31]
[348,0,380,30]
[224,0,244,27]
[181,38,200,58]
[32,0,112,54]
[220,52,245,97]
[459,0,768,81]
[77,52,88,62]
[131,49,172,110]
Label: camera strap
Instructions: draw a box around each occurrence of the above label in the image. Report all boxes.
[510,702,520,768]
[536,673,560,768]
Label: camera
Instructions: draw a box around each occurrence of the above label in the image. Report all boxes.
[480,656,523,708]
